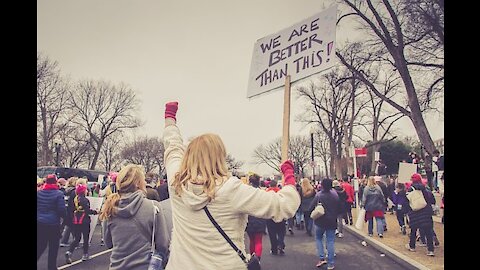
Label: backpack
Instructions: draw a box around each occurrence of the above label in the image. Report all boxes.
[72,195,86,225]
[406,186,427,211]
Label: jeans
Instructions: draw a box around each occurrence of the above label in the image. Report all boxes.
[337,215,344,234]
[303,211,313,233]
[346,203,353,223]
[367,217,384,235]
[295,210,304,225]
[266,220,286,252]
[395,209,406,227]
[410,226,434,252]
[37,222,61,270]
[315,225,335,268]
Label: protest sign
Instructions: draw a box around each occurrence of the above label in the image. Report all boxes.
[397,162,417,183]
[247,5,337,98]
[86,196,104,243]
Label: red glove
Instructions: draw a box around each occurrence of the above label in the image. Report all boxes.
[165,101,178,121]
[280,160,295,186]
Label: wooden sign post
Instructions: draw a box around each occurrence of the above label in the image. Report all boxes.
[281,75,291,163]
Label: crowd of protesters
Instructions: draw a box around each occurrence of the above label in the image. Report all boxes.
[38,101,444,270]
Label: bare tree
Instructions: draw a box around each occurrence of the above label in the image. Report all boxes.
[252,136,310,177]
[297,67,365,179]
[226,154,244,173]
[120,136,164,174]
[57,124,91,168]
[98,134,123,172]
[313,129,331,178]
[336,0,444,155]
[37,53,70,166]
[69,80,142,169]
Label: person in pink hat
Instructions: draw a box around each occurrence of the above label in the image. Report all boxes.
[405,173,436,256]
[65,184,98,263]
[37,174,66,270]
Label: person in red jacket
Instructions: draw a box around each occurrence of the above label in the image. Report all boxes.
[340,176,354,225]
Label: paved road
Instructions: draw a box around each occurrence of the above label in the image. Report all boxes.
[38,224,408,270]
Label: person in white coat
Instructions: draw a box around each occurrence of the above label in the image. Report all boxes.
[162,101,300,270]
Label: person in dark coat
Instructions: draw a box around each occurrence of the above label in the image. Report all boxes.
[299,178,316,236]
[332,180,347,238]
[60,177,77,247]
[156,178,170,201]
[245,174,267,260]
[309,178,339,269]
[145,172,161,201]
[37,174,66,270]
[405,173,436,256]
[375,176,389,231]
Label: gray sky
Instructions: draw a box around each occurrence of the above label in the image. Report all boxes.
[37,0,444,176]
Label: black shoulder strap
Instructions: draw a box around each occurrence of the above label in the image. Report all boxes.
[203,206,247,263]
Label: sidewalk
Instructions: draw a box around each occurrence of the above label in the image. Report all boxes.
[345,207,444,270]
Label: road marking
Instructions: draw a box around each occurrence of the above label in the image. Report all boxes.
[58,248,112,269]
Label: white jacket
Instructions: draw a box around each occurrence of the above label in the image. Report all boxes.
[163,121,300,270]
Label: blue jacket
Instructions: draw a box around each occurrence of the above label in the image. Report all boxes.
[37,189,66,225]
[309,189,339,230]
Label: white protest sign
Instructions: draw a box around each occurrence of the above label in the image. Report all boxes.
[86,196,104,243]
[97,174,104,185]
[397,162,418,183]
[247,5,337,98]
[374,152,380,162]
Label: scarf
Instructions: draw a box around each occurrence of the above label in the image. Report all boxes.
[43,183,59,190]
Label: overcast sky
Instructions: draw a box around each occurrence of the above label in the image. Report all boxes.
[37,0,444,176]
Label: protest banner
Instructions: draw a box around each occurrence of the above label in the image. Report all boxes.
[247,5,337,98]
[247,5,337,167]
[86,196,104,243]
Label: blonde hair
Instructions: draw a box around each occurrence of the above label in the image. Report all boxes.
[76,178,87,186]
[367,176,376,187]
[173,133,229,200]
[67,177,78,187]
[100,164,146,221]
[300,178,314,197]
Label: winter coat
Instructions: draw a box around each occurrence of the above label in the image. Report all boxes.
[163,121,300,270]
[342,182,354,204]
[299,188,316,213]
[246,215,267,234]
[37,188,66,225]
[309,189,339,230]
[103,190,172,270]
[391,190,408,210]
[157,182,170,201]
[72,195,97,225]
[333,186,348,214]
[406,183,435,228]
[146,185,161,201]
[361,185,385,212]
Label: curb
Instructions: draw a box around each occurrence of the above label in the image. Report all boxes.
[344,225,430,270]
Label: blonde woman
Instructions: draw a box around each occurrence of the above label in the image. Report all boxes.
[100,164,172,270]
[162,101,300,269]
[361,176,386,238]
[300,178,316,236]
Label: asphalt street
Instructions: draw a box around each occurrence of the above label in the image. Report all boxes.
[38,223,408,270]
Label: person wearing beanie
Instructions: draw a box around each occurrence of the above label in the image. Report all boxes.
[105,172,119,197]
[308,178,339,269]
[37,174,66,270]
[162,101,300,269]
[65,184,98,263]
[405,173,436,256]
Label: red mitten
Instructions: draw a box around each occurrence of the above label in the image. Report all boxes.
[165,101,179,121]
[280,160,295,186]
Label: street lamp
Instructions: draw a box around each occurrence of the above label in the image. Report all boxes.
[54,139,62,167]
[310,126,315,182]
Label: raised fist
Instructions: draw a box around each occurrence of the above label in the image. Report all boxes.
[165,101,179,121]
